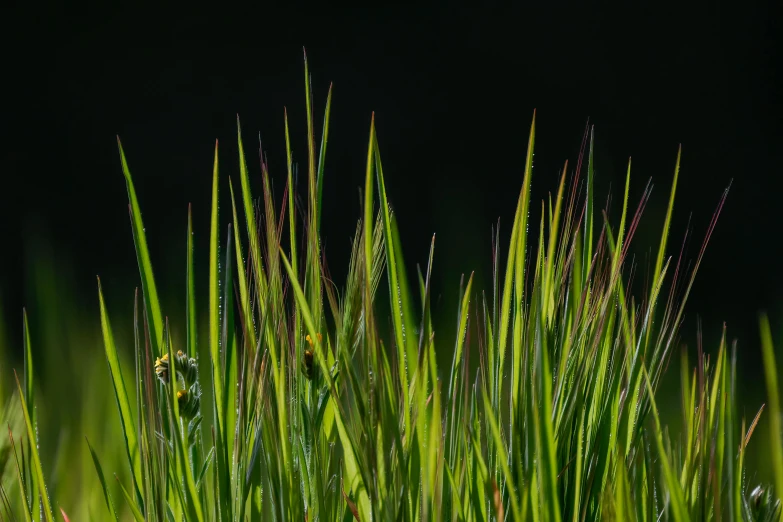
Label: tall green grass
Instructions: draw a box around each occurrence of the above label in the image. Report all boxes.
[2,53,782,521]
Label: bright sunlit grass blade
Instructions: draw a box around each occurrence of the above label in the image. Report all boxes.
[646,146,680,349]
[448,272,474,399]
[507,110,536,422]
[363,114,376,355]
[209,140,224,434]
[373,133,416,452]
[117,138,164,354]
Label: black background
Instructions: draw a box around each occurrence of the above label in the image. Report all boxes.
[2,6,782,394]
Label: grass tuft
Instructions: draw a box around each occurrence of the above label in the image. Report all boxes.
[1,53,781,522]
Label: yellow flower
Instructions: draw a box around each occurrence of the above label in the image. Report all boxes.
[302,333,322,380]
[155,353,170,382]
[305,333,323,347]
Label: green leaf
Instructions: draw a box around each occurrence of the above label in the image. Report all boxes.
[85,437,120,522]
[646,146,680,349]
[482,386,522,521]
[117,138,164,354]
[196,446,215,489]
[759,314,783,505]
[209,140,224,437]
[186,203,197,360]
[642,367,690,522]
[97,278,142,498]
[21,309,39,520]
[14,371,53,522]
[316,83,333,231]
[115,475,146,522]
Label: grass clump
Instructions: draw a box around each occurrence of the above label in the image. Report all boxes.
[2,53,783,521]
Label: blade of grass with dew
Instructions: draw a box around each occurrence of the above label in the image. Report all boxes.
[373,125,414,449]
[208,140,224,438]
[759,314,783,511]
[14,371,53,522]
[509,111,536,434]
[117,138,164,354]
[97,278,142,501]
[209,143,233,522]
[390,211,428,474]
[228,179,255,353]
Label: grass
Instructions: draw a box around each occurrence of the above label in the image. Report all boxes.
[2,52,783,521]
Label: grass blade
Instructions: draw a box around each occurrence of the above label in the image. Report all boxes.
[21,310,39,519]
[97,278,142,499]
[117,138,164,354]
[115,475,145,522]
[643,367,690,522]
[759,314,783,511]
[85,437,120,522]
[13,371,53,522]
